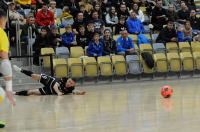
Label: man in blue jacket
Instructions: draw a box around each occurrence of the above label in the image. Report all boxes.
[87,32,103,57]
[116,30,135,55]
[127,11,150,45]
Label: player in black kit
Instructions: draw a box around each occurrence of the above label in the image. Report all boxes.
[13,65,85,96]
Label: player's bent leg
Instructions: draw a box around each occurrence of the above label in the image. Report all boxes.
[27,89,41,95]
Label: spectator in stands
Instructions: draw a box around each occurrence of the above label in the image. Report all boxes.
[117,3,130,21]
[130,3,145,23]
[80,5,90,19]
[72,12,87,34]
[9,2,25,26]
[156,20,177,43]
[151,0,167,31]
[35,4,54,27]
[177,2,190,24]
[173,0,182,11]
[49,1,57,17]
[61,25,76,48]
[115,16,127,35]
[127,11,150,45]
[60,6,74,27]
[63,0,80,17]
[102,29,117,56]
[193,31,200,42]
[189,9,200,33]
[93,2,103,19]
[21,16,38,45]
[105,6,118,28]
[111,0,132,9]
[76,25,88,48]
[49,26,62,49]
[116,29,135,55]
[33,27,51,65]
[86,21,95,41]
[166,4,177,22]
[138,0,155,16]
[87,32,103,57]
[91,11,105,34]
[79,1,93,14]
[177,21,192,42]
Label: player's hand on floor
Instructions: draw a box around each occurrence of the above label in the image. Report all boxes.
[73,90,86,95]
[6,91,16,106]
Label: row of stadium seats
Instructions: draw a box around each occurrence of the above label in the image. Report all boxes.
[40,41,200,79]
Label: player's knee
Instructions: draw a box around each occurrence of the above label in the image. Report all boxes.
[0,59,12,77]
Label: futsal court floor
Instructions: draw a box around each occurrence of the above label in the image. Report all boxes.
[1,78,200,132]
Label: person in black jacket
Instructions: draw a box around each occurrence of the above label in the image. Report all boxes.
[114,16,127,35]
[102,29,117,56]
[156,20,177,43]
[189,9,200,31]
[76,25,88,48]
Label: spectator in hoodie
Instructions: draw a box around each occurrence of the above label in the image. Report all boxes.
[35,4,54,27]
[61,25,76,48]
[102,29,117,56]
[156,20,177,43]
[115,16,127,35]
[116,29,135,55]
[87,32,104,57]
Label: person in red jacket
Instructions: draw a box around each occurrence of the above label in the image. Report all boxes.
[35,4,54,27]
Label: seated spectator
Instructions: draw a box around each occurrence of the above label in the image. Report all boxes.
[80,5,90,19]
[177,21,192,42]
[61,25,76,48]
[79,1,93,14]
[35,4,54,27]
[9,2,25,26]
[76,25,88,48]
[33,27,51,65]
[193,31,200,42]
[105,6,118,28]
[189,9,200,33]
[166,4,177,22]
[49,26,62,49]
[116,29,135,55]
[151,0,167,31]
[93,3,103,19]
[138,0,155,16]
[91,11,105,34]
[117,3,130,21]
[63,0,80,17]
[177,2,190,24]
[86,21,95,41]
[21,16,38,45]
[49,1,57,17]
[115,16,127,35]
[72,12,87,34]
[87,32,103,57]
[127,11,150,45]
[102,29,117,56]
[156,20,177,43]
[60,6,74,27]
[130,3,145,23]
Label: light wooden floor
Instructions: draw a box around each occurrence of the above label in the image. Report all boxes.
[1,78,200,132]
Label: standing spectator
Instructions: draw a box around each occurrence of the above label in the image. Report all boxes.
[156,20,177,43]
[116,29,135,55]
[91,11,105,34]
[87,32,104,57]
[61,25,76,48]
[102,29,117,55]
[130,3,145,23]
[117,3,130,21]
[189,9,200,32]
[76,25,88,48]
[105,6,118,28]
[127,11,150,45]
[177,2,190,24]
[151,0,167,31]
[35,4,54,27]
[115,16,127,35]
[166,4,177,22]
[72,12,87,34]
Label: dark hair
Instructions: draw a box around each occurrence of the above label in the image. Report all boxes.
[132,3,140,15]
[104,29,111,34]
[0,9,7,18]
[108,6,116,17]
[78,25,85,29]
[93,32,100,38]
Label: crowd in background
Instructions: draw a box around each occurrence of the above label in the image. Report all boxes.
[4,0,200,64]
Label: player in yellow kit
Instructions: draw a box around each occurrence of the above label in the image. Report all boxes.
[0,9,16,128]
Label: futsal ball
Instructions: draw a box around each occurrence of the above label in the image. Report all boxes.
[161,85,173,98]
[0,87,5,104]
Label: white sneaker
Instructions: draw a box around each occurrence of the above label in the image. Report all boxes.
[13,65,21,72]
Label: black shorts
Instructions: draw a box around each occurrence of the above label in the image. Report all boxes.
[38,74,57,95]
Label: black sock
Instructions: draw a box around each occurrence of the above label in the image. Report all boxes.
[21,70,33,77]
[15,90,28,96]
